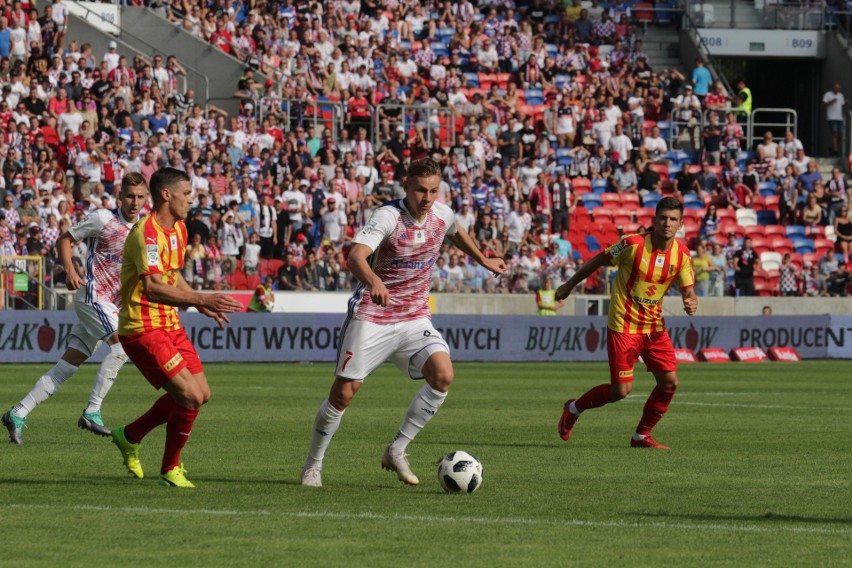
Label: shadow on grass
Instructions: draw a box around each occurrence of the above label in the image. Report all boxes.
[627,511,852,525]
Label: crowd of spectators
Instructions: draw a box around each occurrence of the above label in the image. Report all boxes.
[0,0,849,307]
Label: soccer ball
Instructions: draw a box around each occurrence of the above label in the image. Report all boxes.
[437,451,483,493]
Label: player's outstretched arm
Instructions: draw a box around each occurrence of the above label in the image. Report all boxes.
[446,226,507,276]
[555,252,609,301]
[348,243,390,307]
[142,273,243,327]
[681,285,698,316]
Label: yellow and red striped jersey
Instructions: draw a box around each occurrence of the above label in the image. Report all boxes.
[118,214,187,335]
[604,233,694,335]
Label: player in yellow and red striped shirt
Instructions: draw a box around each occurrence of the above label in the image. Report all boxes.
[555,196,698,450]
[112,168,242,488]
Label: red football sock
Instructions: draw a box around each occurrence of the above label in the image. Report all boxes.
[124,394,175,444]
[635,387,676,436]
[161,405,199,474]
[575,384,615,413]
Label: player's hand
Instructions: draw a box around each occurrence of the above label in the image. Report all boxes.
[683,296,698,315]
[198,305,231,328]
[66,270,84,291]
[202,293,244,314]
[483,257,507,277]
[369,279,390,307]
[555,282,574,301]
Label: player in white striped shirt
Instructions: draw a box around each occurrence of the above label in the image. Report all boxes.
[2,174,148,444]
[301,159,506,487]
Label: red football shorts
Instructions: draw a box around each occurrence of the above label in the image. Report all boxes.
[120,328,203,389]
[607,329,676,383]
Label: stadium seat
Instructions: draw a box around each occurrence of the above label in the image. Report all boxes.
[807,225,826,238]
[769,238,793,256]
[620,193,641,208]
[736,208,757,227]
[758,181,777,197]
[760,252,783,271]
[641,193,661,208]
[751,237,769,255]
[573,177,591,193]
[785,225,807,238]
[581,195,601,209]
[794,242,816,254]
[751,195,766,211]
[764,225,786,238]
[744,225,765,239]
[756,210,778,226]
[753,280,774,297]
[764,195,780,210]
[585,235,602,253]
[591,179,609,194]
[634,2,655,26]
[716,208,736,222]
[592,207,614,223]
[814,238,834,256]
[601,193,620,205]
[683,195,704,210]
[649,163,669,179]
[232,269,248,290]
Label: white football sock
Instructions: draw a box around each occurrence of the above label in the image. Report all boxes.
[85,343,128,414]
[569,400,579,416]
[304,399,345,469]
[389,384,447,453]
[13,360,79,418]
[633,433,648,441]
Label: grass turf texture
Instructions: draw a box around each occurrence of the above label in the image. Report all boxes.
[1,361,850,567]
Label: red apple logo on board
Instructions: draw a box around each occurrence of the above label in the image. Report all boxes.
[686,323,699,351]
[585,324,600,352]
[38,319,55,352]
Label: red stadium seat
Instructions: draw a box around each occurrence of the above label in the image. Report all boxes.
[770,237,793,256]
[764,225,786,238]
[744,225,765,238]
[620,193,641,208]
[573,177,591,193]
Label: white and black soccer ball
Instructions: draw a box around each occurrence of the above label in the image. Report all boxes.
[437,451,483,494]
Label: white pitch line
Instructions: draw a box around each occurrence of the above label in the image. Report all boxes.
[621,399,851,410]
[4,504,849,536]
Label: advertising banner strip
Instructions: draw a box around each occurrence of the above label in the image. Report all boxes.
[0,313,850,363]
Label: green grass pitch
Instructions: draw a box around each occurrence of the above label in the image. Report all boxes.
[0,361,850,567]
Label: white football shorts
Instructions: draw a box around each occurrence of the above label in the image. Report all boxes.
[67,293,119,356]
[335,318,450,381]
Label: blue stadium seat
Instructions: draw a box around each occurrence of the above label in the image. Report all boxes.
[642,193,662,208]
[795,243,815,254]
[556,148,573,157]
[591,179,608,194]
[758,180,777,196]
[555,74,571,88]
[432,47,450,58]
[465,72,479,87]
[684,195,704,209]
[581,195,602,209]
[525,88,544,99]
[785,225,807,238]
[585,235,601,252]
[557,156,573,167]
[756,210,777,226]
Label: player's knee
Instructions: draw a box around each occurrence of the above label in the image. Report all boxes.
[329,390,352,411]
[429,367,454,393]
[611,382,632,400]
